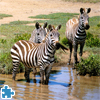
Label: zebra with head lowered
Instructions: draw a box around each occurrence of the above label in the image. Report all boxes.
[29,22,47,43]
[11,24,68,84]
[65,8,91,68]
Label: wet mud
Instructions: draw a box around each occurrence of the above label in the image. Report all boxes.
[0,66,100,100]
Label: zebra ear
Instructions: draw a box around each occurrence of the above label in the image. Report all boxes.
[35,22,40,29]
[80,8,84,14]
[43,22,48,29]
[56,24,61,30]
[48,24,52,31]
[87,8,91,13]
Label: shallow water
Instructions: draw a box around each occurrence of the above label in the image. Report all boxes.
[0,66,100,100]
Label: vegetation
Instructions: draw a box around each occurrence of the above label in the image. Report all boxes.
[0,12,100,75]
[76,54,100,76]
[0,14,12,19]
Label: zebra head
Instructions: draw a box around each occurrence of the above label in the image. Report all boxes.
[30,22,47,43]
[79,8,91,30]
[46,24,61,47]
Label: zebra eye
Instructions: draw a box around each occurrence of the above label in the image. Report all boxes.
[37,33,39,35]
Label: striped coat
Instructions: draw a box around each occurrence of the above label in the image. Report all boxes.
[11,24,62,84]
[65,8,91,68]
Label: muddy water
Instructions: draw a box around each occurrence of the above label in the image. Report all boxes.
[0,66,100,100]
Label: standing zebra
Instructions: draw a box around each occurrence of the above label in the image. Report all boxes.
[11,24,66,84]
[29,22,47,43]
[65,8,91,68]
[29,22,48,76]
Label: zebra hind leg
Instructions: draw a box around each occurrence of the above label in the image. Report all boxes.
[40,69,45,85]
[24,67,31,82]
[68,42,72,65]
[12,61,20,80]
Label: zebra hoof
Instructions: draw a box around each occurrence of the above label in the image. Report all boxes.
[67,62,70,65]
[26,79,30,83]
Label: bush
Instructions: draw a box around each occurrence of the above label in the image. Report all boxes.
[76,54,100,76]
[13,33,31,42]
[86,32,100,47]
[61,38,69,46]
[0,33,31,74]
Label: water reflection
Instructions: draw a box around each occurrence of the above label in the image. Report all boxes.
[0,66,100,100]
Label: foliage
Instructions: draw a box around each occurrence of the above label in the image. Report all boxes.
[86,32,100,47]
[8,20,34,25]
[76,54,100,76]
[13,33,31,42]
[29,13,78,25]
[0,39,7,44]
[0,33,31,74]
[0,14,12,19]
[61,38,69,46]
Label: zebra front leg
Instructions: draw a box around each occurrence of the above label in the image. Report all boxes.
[79,42,85,62]
[45,65,52,84]
[73,44,78,68]
[24,67,31,82]
[68,42,72,65]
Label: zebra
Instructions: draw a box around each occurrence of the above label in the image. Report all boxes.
[11,24,65,84]
[29,22,47,43]
[65,8,91,68]
[29,22,48,76]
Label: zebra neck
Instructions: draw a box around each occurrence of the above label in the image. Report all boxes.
[45,41,55,55]
[75,25,86,41]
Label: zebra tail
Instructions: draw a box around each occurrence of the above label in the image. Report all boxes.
[56,43,68,52]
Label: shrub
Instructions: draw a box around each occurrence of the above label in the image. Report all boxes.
[13,33,31,42]
[61,38,69,46]
[76,54,100,76]
[86,32,100,47]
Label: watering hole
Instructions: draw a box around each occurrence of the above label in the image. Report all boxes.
[0,66,100,100]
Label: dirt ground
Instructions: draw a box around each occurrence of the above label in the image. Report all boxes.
[0,0,100,25]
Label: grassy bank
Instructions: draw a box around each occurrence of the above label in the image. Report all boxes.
[0,13,100,75]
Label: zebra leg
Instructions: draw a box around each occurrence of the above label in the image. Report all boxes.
[40,69,45,84]
[33,67,37,77]
[24,67,31,82]
[45,66,52,84]
[12,61,20,80]
[79,42,85,62]
[73,44,78,68]
[68,42,72,65]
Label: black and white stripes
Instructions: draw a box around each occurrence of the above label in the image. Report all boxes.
[11,24,61,84]
[65,8,91,68]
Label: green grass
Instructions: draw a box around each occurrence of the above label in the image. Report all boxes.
[0,14,12,19]
[63,0,100,3]
[0,12,100,74]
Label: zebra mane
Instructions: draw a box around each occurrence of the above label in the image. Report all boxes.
[42,32,49,43]
[42,25,55,43]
